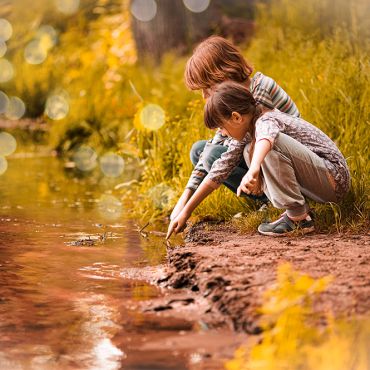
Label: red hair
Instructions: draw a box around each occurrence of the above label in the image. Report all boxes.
[185,36,253,90]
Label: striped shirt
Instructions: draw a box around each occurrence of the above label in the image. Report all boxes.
[251,72,299,117]
[186,72,300,190]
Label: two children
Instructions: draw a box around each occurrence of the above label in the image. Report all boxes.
[169,36,300,223]
[166,36,350,238]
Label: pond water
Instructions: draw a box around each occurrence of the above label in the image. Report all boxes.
[0,154,214,369]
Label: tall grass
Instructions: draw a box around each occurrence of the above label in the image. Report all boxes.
[237,0,370,231]
[130,0,369,231]
[132,0,370,231]
[2,0,369,231]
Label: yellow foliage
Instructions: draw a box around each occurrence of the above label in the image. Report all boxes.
[225,263,369,370]
[133,102,146,131]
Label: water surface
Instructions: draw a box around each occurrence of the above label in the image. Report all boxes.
[0,154,201,369]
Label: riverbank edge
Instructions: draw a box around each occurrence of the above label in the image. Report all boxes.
[122,222,370,334]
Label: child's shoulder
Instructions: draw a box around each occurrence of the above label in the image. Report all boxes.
[257,109,293,124]
[251,71,275,89]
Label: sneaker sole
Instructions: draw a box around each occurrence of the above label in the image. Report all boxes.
[258,226,315,237]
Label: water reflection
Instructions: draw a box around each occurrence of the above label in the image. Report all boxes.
[0,155,192,369]
[73,294,125,370]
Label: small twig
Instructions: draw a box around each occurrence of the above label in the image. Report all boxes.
[140,231,149,238]
[139,222,149,233]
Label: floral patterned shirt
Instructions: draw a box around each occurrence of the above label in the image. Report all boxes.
[186,72,300,190]
[255,110,351,200]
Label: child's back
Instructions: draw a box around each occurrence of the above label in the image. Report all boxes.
[255,109,350,199]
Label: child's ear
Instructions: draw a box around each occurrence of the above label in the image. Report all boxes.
[231,111,243,124]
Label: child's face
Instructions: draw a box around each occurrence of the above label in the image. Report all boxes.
[219,112,252,141]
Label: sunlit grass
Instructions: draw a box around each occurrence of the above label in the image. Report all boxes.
[1,0,369,232]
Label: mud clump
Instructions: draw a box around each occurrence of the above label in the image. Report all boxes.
[149,225,370,334]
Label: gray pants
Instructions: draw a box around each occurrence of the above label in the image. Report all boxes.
[243,133,337,218]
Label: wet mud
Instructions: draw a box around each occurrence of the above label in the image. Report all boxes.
[122,222,370,335]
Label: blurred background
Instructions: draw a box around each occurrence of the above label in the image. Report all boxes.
[0,0,369,227]
[0,3,369,369]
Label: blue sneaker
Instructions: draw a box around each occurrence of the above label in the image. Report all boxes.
[258,213,314,236]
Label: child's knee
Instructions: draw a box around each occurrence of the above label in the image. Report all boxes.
[203,146,224,172]
[190,140,207,166]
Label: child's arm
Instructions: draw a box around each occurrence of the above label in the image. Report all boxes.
[176,132,227,218]
[170,188,194,220]
[170,134,244,222]
[237,139,272,196]
[166,179,217,239]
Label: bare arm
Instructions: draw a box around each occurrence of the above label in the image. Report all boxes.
[166,179,218,239]
[170,188,194,220]
[237,139,272,196]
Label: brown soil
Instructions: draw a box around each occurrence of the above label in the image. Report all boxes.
[122,223,370,336]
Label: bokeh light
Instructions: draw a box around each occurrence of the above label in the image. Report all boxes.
[140,104,165,130]
[35,25,58,51]
[97,194,122,220]
[0,156,8,175]
[0,91,9,113]
[45,94,69,120]
[0,19,12,42]
[0,132,17,156]
[55,0,80,15]
[100,153,124,178]
[0,40,6,57]
[73,146,97,171]
[0,59,14,83]
[24,40,48,65]
[183,0,210,13]
[5,97,26,120]
[148,183,176,210]
[131,0,157,22]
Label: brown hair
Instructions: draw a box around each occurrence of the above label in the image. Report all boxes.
[204,81,263,195]
[185,36,253,90]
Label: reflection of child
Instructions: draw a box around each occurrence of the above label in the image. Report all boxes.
[167,36,301,238]
[168,81,350,236]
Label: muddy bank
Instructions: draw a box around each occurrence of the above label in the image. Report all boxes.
[122,223,370,334]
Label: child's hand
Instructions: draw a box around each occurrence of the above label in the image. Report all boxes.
[237,169,260,196]
[166,210,189,239]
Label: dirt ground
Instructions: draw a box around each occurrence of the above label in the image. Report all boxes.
[122,223,370,335]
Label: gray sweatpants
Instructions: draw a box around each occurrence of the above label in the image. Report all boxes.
[243,133,337,218]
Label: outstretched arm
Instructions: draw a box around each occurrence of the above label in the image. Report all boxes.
[166,179,217,239]
[170,188,194,221]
